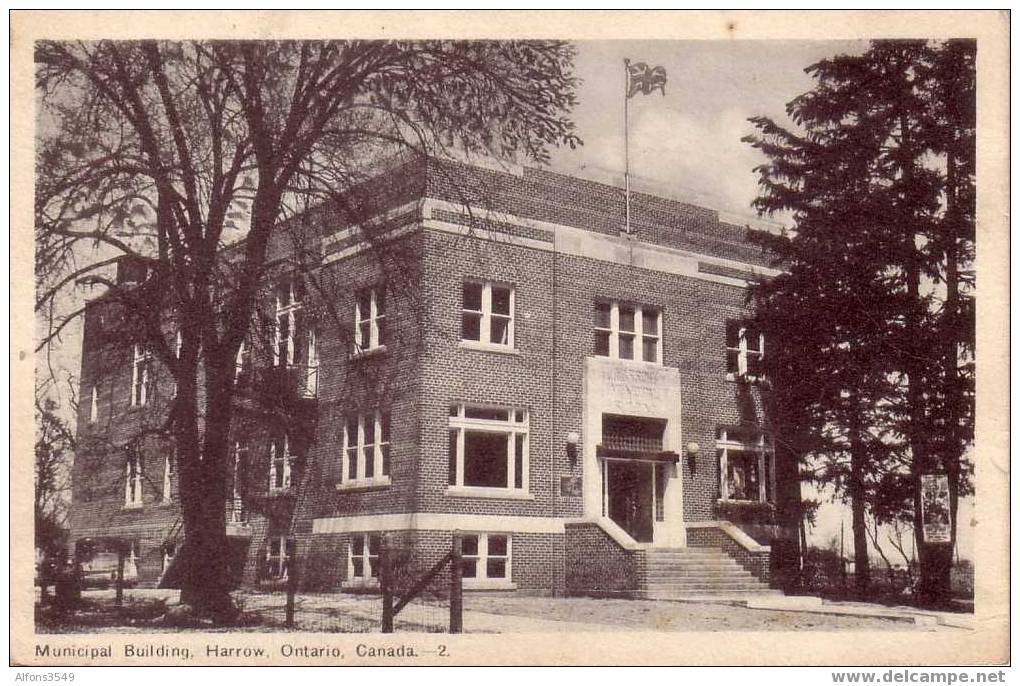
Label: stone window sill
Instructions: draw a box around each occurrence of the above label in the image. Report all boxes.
[446,486,533,500]
[349,345,388,362]
[336,478,392,493]
[458,340,519,355]
[463,579,516,591]
[122,502,144,511]
[343,579,381,591]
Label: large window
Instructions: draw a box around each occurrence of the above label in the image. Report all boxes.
[448,404,528,494]
[594,301,661,363]
[461,282,515,348]
[355,286,387,352]
[717,427,774,503]
[462,533,511,584]
[348,533,381,584]
[725,320,765,381]
[341,410,391,487]
[265,536,294,580]
[124,454,143,507]
[130,345,155,406]
[269,435,294,493]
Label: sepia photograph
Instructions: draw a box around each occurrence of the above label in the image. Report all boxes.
[11,9,1010,668]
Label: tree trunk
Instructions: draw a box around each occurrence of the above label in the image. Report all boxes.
[174,360,237,619]
[849,408,870,592]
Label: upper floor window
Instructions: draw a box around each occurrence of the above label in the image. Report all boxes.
[594,301,661,363]
[269,434,294,493]
[124,453,143,507]
[161,455,174,503]
[448,404,528,493]
[342,410,391,486]
[354,287,386,353]
[461,282,514,348]
[235,339,252,384]
[89,385,99,423]
[725,320,765,381]
[717,426,774,503]
[274,278,307,367]
[130,345,155,406]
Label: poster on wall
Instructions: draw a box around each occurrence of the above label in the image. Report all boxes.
[920,473,952,544]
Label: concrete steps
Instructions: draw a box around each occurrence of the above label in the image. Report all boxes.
[641,547,777,600]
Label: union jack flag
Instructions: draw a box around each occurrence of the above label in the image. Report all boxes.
[626,61,668,98]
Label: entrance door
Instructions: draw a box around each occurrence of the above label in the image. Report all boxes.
[606,461,654,543]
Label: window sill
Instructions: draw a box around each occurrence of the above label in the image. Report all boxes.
[336,478,392,493]
[726,373,765,384]
[446,486,532,500]
[268,488,293,497]
[716,498,775,507]
[463,579,516,591]
[458,340,519,355]
[122,503,144,511]
[343,579,381,591]
[591,354,662,367]
[349,345,388,362]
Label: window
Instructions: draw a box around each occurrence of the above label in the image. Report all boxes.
[269,435,293,492]
[461,282,515,348]
[354,286,386,352]
[348,533,381,583]
[717,427,774,503]
[274,278,306,367]
[230,442,248,523]
[461,533,511,583]
[593,301,661,363]
[161,455,174,503]
[341,410,391,486]
[124,454,143,507]
[130,345,155,406]
[448,404,528,493]
[89,385,98,423]
[266,536,294,580]
[162,542,176,574]
[725,320,765,380]
[235,339,252,384]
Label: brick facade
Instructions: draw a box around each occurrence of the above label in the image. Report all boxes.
[69,156,798,596]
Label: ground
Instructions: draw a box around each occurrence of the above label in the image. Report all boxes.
[37,589,966,633]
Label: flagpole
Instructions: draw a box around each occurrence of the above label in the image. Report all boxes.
[624,59,631,236]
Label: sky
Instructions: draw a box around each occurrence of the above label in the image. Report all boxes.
[37,39,971,563]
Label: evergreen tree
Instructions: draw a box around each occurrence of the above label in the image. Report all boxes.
[744,40,975,603]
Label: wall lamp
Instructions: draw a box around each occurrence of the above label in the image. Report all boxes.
[686,441,700,475]
[566,431,580,464]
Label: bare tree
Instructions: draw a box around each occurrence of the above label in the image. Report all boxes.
[35,39,580,617]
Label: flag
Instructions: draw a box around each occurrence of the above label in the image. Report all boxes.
[626,61,668,98]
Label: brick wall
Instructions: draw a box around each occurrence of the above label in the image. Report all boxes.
[564,522,647,594]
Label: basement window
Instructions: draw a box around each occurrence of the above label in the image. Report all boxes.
[448,404,528,495]
[461,533,511,584]
[265,536,294,580]
[594,301,661,363]
[348,533,381,584]
[461,281,515,348]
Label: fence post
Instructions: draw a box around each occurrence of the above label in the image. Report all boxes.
[380,534,394,633]
[285,555,298,628]
[449,531,463,634]
[115,550,125,607]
